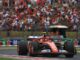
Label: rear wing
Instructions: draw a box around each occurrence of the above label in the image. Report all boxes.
[49,25,68,29]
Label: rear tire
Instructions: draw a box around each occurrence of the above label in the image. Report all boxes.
[64,41,76,58]
[17,41,28,55]
[65,54,74,58]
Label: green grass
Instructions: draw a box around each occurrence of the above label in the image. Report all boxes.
[77,47,80,51]
[0,58,17,60]
[1,31,80,38]
[0,46,17,50]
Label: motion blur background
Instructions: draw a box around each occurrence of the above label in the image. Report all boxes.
[0,0,80,46]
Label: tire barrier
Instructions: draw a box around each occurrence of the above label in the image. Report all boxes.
[0,39,21,47]
[7,40,11,46]
[2,41,6,46]
[74,39,78,47]
[0,41,2,47]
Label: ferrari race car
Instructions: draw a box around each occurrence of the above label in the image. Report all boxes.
[17,25,77,58]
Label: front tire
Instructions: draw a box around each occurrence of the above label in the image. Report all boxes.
[17,41,28,55]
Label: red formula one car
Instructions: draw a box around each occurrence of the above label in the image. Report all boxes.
[17,25,77,58]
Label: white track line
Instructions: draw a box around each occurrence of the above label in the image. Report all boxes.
[0,54,58,60]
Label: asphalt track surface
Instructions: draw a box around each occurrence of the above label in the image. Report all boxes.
[0,47,80,60]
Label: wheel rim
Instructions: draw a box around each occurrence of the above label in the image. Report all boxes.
[28,44,34,54]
